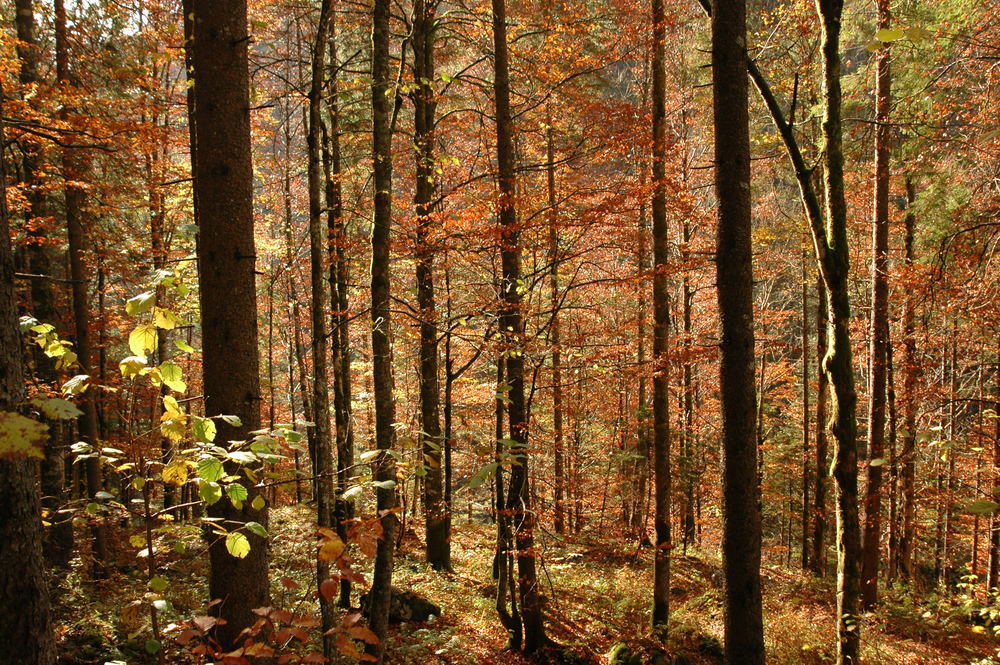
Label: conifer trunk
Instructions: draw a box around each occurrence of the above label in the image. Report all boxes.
[190,0,270,648]
[712,0,765,660]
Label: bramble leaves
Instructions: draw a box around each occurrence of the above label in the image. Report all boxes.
[0,411,48,459]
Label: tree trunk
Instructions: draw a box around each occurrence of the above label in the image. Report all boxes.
[190,0,270,649]
[815,2,862,661]
[0,81,58,665]
[322,7,355,609]
[650,0,672,634]
[55,0,107,571]
[412,0,449,571]
[861,0,892,610]
[898,177,918,582]
[712,0,765,661]
[306,1,335,656]
[547,108,566,537]
[492,0,546,651]
[801,240,811,570]
[368,0,399,659]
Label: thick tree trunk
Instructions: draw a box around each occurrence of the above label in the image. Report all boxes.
[368,0,399,659]
[190,0,270,649]
[0,84,58,665]
[815,2,862,661]
[492,0,546,651]
[712,1,765,661]
[861,0,892,610]
[306,1,335,656]
[650,0,672,634]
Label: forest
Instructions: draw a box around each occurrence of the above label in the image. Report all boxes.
[0,0,999,663]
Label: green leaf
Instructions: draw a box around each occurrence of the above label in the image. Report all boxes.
[126,291,155,316]
[0,411,48,459]
[145,639,162,655]
[149,576,169,592]
[251,495,266,511]
[226,483,249,505]
[199,480,223,505]
[218,414,243,427]
[373,480,397,490]
[245,521,268,539]
[129,324,158,356]
[159,361,186,393]
[174,339,195,354]
[904,25,931,42]
[965,499,1000,516]
[341,485,363,502]
[33,397,84,420]
[226,532,251,559]
[869,458,887,467]
[197,457,224,483]
[193,417,217,443]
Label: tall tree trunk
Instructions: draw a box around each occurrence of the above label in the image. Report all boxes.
[368,0,399,659]
[861,0,892,610]
[898,177,918,582]
[650,0,672,634]
[190,0,269,649]
[492,0,546,651]
[547,107,566,537]
[412,0,449,570]
[322,6,355,609]
[681,219,696,550]
[815,2,862,661]
[55,0,108,571]
[886,320,899,581]
[0,83,58,665]
[990,332,1000,590]
[801,240,811,570]
[17,0,74,567]
[712,0,765,661]
[307,1,335,656]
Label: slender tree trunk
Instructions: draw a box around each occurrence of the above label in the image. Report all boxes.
[323,5,355,608]
[0,83,58,665]
[801,240,811,570]
[682,218,696,549]
[412,0,449,570]
[713,1,765,661]
[306,1,336,656]
[899,177,918,582]
[55,0,108,571]
[989,336,1000,590]
[861,0,892,610]
[886,321,899,581]
[547,108,566,537]
[650,0,672,634]
[190,0,270,649]
[815,2,862,661]
[368,0,399,659]
[492,0,546,651]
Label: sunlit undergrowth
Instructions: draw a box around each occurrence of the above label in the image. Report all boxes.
[49,505,995,665]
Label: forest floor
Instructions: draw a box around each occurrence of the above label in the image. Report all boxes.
[50,504,997,665]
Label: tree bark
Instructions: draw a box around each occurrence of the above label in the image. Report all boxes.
[815,2,862,661]
[368,0,399,659]
[547,107,566,537]
[412,0,449,571]
[306,1,336,656]
[0,80,58,665]
[492,0,547,651]
[650,0,672,634]
[712,0,765,661]
[801,240,811,570]
[861,0,892,610]
[898,177,918,582]
[190,0,270,649]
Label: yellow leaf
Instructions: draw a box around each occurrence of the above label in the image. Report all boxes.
[0,411,48,459]
[162,461,189,486]
[129,325,158,356]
